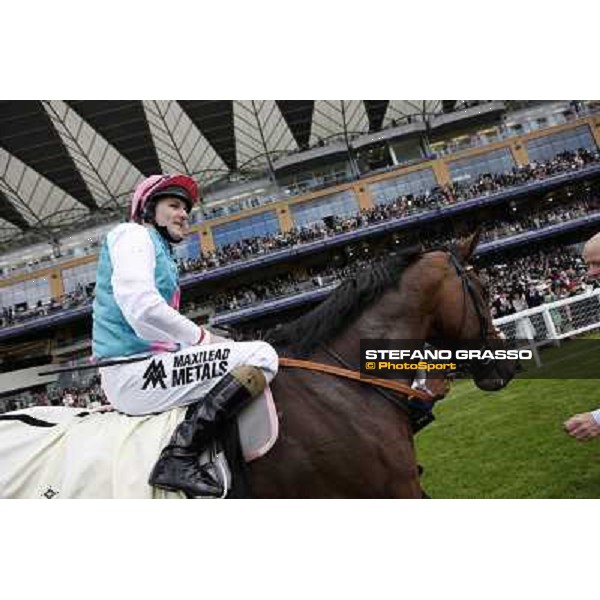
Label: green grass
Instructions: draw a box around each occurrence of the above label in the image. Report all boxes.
[415,343,600,498]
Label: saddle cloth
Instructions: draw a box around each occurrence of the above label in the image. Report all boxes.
[0,386,278,499]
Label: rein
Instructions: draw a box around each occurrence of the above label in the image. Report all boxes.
[278,357,432,402]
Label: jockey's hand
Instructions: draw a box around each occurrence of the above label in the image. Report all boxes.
[563,412,600,441]
[427,378,452,401]
[201,328,229,345]
[208,333,229,344]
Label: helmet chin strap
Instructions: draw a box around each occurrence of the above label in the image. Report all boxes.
[141,197,185,244]
[142,213,183,245]
[153,222,183,245]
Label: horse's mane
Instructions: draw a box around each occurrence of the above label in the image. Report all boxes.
[265,245,423,357]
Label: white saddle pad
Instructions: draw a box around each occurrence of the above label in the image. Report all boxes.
[0,387,278,499]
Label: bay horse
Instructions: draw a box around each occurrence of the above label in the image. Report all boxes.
[0,233,515,498]
[246,232,516,498]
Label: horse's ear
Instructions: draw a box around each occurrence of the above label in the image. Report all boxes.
[454,229,481,262]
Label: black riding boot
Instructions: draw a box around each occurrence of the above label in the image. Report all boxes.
[149,365,266,498]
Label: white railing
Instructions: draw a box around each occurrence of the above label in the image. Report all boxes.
[494,288,600,366]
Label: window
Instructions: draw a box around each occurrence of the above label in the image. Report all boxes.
[0,277,51,310]
[369,168,437,205]
[212,210,280,248]
[291,191,359,228]
[62,263,97,294]
[389,139,423,164]
[448,148,515,183]
[279,161,352,196]
[526,125,597,162]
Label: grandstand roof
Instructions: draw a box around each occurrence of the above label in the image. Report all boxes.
[0,100,456,248]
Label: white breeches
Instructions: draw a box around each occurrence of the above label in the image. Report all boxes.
[100,341,278,416]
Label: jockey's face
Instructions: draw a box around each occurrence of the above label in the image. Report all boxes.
[153,196,190,242]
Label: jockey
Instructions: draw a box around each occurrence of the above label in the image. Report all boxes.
[564,231,600,440]
[92,174,278,497]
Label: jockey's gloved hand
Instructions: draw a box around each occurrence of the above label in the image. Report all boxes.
[205,328,229,344]
[207,333,229,344]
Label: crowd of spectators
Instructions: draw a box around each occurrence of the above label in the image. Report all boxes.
[179,187,457,275]
[478,200,596,243]
[178,225,334,273]
[179,148,600,275]
[477,247,595,318]
[2,194,598,330]
[0,283,94,328]
[184,196,599,318]
[2,148,600,331]
[186,259,371,314]
[408,198,596,251]
[0,375,108,415]
[188,238,596,322]
[451,149,600,201]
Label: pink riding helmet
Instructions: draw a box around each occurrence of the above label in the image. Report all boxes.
[130,174,200,222]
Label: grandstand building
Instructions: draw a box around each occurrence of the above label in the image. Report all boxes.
[1,99,599,412]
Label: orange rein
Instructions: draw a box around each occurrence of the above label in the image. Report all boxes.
[278,357,433,402]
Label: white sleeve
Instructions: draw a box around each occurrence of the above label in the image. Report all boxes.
[107,225,211,346]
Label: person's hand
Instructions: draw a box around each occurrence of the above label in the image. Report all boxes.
[416,377,451,401]
[208,333,229,344]
[563,412,600,441]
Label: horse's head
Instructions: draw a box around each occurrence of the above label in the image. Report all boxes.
[424,231,516,392]
[267,232,515,395]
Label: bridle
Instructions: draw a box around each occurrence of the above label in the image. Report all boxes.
[446,247,504,374]
[280,248,491,432]
[447,248,492,342]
